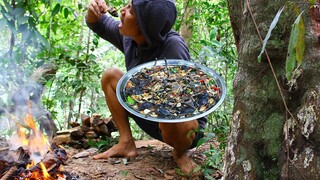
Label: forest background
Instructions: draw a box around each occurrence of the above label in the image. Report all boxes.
[0,0,236,177]
[2,0,319,179]
[0,0,236,141]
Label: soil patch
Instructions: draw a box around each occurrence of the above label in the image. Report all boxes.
[0,138,221,179]
[63,139,219,179]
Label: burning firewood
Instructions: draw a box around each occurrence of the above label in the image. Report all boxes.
[0,103,79,179]
[0,143,77,180]
[1,166,17,180]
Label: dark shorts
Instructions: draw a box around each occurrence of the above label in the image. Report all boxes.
[129,114,206,149]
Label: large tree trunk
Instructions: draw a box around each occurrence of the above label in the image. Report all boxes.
[225,0,320,179]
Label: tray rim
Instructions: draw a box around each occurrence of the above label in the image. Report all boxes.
[116,59,227,123]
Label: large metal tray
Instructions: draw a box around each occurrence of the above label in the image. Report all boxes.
[116,59,227,123]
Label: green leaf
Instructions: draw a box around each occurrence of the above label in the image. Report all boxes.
[87,139,97,147]
[121,170,128,176]
[52,3,61,17]
[196,138,208,147]
[258,6,285,62]
[295,13,305,66]
[196,132,215,147]
[193,165,202,173]
[208,79,215,86]
[285,11,305,80]
[78,3,83,10]
[76,62,87,69]
[126,96,135,106]
[63,7,69,18]
[169,67,178,73]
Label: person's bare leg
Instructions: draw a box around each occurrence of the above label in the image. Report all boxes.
[159,121,199,175]
[93,67,138,159]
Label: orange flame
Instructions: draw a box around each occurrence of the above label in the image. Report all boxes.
[26,160,36,169]
[11,100,50,161]
[39,162,52,179]
[16,123,28,146]
[11,100,67,179]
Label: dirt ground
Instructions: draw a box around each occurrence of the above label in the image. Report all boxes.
[62,139,221,180]
[0,138,221,180]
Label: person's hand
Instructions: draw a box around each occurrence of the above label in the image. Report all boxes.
[86,0,108,23]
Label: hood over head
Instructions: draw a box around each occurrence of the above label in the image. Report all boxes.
[132,0,177,49]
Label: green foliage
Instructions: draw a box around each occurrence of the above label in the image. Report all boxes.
[308,0,317,4]
[126,96,135,106]
[258,6,285,62]
[175,165,202,177]
[196,132,215,148]
[0,0,236,175]
[88,137,118,152]
[256,3,305,81]
[285,11,305,80]
[185,0,237,123]
[195,132,225,178]
[203,144,223,171]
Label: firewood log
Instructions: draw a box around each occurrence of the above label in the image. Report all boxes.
[104,116,117,132]
[56,126,81,135]
[80,125,91,132]
[91,114,102,126]
[85,131,98,139]
[52,134,71,145]
[98,124,110,137]
[81,114,91,127]
[69,121,80,128]
[70,129,84,140]
[0,166,17,180]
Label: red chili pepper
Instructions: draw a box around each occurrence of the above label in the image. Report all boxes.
[211,85,220,91]
[200,79,205,83]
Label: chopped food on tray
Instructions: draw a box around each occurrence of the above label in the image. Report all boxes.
[123,64,222,119]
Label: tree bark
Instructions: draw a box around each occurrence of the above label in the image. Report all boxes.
[225,0,320,179]
[180,0,194,46]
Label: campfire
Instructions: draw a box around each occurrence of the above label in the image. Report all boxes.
[0,102,77,180]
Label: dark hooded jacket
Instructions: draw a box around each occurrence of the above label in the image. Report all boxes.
[87,0,206,129]
[86,0,190,70]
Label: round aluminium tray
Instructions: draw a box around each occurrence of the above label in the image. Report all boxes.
[116,59,227,123]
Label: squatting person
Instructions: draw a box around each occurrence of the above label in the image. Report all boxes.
[86,0,207,175]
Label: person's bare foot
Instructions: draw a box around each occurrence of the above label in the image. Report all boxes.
[172,149,200,176]
[93,140,138,159]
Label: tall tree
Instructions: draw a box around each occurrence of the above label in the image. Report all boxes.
[225,0,320,179]
[180,0,194,46]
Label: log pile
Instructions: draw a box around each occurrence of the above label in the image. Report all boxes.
[52,114,117,149]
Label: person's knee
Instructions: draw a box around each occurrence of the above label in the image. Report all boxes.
[159,121,198,146]
[101,67,123,90]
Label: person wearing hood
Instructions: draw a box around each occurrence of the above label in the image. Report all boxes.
[86,0,207,175]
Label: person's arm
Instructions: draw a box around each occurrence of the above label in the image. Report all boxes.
[86,0,108,23]
[86,0,124,52]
